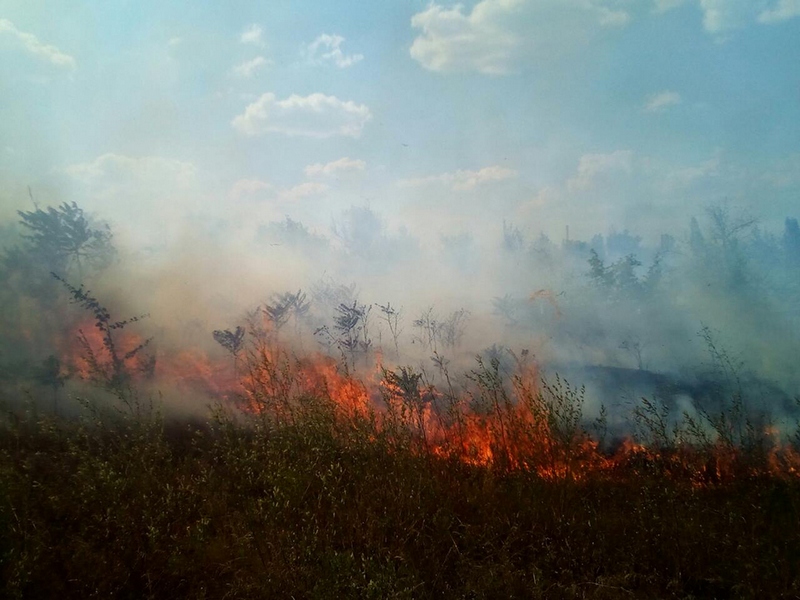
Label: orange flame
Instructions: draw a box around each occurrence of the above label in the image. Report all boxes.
[54,324,800,482]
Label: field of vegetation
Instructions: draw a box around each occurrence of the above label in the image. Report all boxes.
[2,369,800,599]
[1,201,799,598]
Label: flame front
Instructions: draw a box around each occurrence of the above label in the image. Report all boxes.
[57,323,800,484]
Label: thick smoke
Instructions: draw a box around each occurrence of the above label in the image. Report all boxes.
[1,192,798,430]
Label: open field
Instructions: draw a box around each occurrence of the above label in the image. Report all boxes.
[2,363,800,600]
[1,199,799,598]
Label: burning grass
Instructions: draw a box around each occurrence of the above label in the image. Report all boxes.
[1,262,798,597]
[2,334,800,598]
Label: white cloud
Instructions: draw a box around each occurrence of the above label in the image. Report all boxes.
[567,150,633,191]
[644,90,682,113]
[517,150,642,236]
[227,178,329,202]
[759,0,800,23]
[409,0,524,74]
[662,154,720,191]
[240,24,264,46]
[653,0,797,34]
[307,34,363,68]
[653,0,688,13]
[228,178,273,200]
[65,153,196,187]
[398,165,517,191]
[168,36,183,47]
[517,149,750,239]
[232,92,372,138]
[63,154,199,245]
[409,0,631,75]
[763,153,800,188]
[523,185,561,213]
[698,0,755,34]
[279,182,330,201]
[0,18,76,69]
[232,56,270,78]
[596,5,632,27]
[305,157,366,177]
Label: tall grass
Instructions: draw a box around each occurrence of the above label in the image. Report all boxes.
[1,343,799,598]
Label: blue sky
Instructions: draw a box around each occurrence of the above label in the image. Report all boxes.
[1,0,799,248]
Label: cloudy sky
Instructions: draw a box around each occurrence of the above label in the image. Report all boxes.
[1,0,799,248]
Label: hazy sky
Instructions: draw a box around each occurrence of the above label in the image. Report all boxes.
[1,0,799,248]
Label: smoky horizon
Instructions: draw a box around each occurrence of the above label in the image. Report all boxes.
[1,2,798,430]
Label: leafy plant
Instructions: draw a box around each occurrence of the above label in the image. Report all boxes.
[53,273,152,403]
[376,301,403,356]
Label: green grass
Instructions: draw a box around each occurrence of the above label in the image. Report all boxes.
[1,392,798,600]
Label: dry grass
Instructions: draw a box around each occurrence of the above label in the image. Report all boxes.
[1,381,798,599]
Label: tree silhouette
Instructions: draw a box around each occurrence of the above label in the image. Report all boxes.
[315,300,372,369]
[784,217,800,267]
[34,355,69,415]
[376,301,403,356]
[264,290,311,335]
[213,326,246,373]
[701,203,757,287]
[18,202,114,278]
